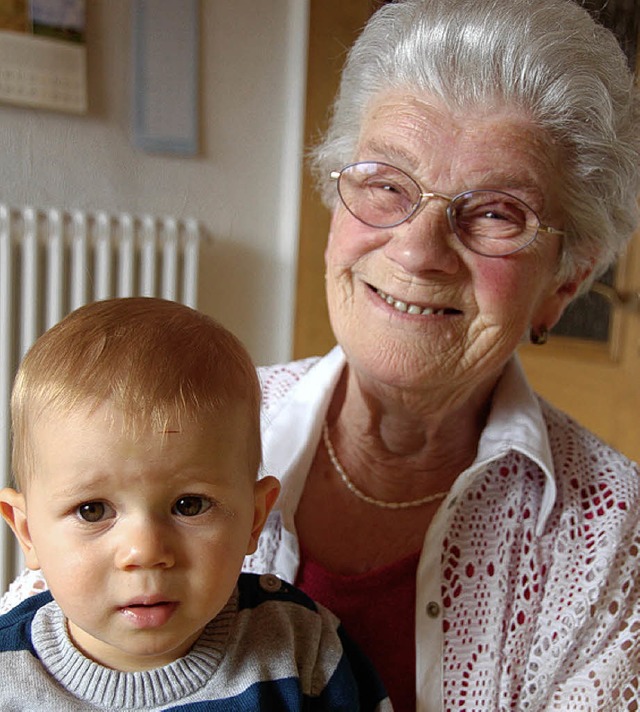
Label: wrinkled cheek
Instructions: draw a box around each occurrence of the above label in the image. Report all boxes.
[325,230,354,271]
[325,272,351,332]
[324,211,342,263]
[325,277,363,351]
[326,208,387,266]
[475,259,515,297]
[325,233,359,309]
[473,260,527,316]
[324,230,334,265]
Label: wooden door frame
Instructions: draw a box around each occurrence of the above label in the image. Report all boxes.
[293,0,377,359]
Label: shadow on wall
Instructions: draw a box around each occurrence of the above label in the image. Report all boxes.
[197,238,286,365]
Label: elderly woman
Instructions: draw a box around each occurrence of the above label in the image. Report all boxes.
[3,0,640,710]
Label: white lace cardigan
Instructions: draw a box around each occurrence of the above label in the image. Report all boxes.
[3,347,640,711]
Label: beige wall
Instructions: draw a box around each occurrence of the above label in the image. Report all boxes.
[0,0,308,365]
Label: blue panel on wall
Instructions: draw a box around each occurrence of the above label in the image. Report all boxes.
[132,0,199,156]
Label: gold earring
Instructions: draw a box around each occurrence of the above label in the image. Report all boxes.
[530,326,549,345]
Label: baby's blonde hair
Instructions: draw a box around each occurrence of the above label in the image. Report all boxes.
[11,297,261,489]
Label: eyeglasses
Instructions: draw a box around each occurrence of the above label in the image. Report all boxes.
[330,161,563,257]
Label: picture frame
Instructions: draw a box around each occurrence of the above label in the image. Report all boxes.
[0,0,87,114]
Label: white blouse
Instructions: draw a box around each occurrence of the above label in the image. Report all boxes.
[244,347,640,712]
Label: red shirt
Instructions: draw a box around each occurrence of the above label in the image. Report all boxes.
[296,546,420,712]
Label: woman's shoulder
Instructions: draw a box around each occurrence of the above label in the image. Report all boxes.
[0,569,49,615]
[538,395,639,496]
[257,356,322,410]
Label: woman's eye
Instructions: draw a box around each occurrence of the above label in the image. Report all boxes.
[481,205,525,224]
[483,209,508,221]
[369,180,403,195]
[76,501,114,523]
[476,197,528,224]
[173,496,212,517]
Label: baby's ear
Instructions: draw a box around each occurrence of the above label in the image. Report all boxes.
[246,476,281,555]
[0,488,40,570]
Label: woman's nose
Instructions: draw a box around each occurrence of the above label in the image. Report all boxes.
[115,517,176,570]
[383,204,460,275]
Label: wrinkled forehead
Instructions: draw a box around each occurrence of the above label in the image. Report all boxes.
[358,90,554,159]
[356,91,562,210]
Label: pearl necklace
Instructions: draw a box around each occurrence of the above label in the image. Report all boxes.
[322,421,449,510]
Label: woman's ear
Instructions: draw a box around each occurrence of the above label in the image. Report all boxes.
[534,264,594,333]
[0,488,40,570]
[246,476,281,555]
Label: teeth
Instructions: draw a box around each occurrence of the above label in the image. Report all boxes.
[376,289,448,316]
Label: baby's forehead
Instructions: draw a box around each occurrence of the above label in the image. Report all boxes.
[33,395,254,431]
[28,399,258,465]
[18,397,260,494]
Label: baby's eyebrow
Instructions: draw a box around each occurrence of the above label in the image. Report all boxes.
[53,486,103,501]
[51,471,113,498]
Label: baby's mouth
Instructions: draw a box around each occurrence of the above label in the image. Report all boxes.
[119,600,178,628]
[375,287,462,316]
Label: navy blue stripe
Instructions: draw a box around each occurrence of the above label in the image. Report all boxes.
[237,573,318,613]
[334,624,389,709]
[162,673,385,710]
[162,677,303,710]
[0,590,53,656]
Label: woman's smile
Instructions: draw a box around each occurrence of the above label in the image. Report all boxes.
[373,285,462,316]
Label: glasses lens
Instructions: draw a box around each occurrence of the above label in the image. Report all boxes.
[450,190,540,256]
[337,162,422,228]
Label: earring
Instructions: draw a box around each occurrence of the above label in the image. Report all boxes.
[530,326,549,345]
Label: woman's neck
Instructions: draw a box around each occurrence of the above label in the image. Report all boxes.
[295,363,505,574]
[328,365,499,493]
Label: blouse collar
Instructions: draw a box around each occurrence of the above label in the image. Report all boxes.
[262,346,556,536]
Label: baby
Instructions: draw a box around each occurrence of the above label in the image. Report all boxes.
[0,297,391,710]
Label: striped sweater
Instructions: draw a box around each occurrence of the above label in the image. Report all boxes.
[0,572,391,711]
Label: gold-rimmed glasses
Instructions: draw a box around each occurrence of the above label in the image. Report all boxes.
[330,161,563,257]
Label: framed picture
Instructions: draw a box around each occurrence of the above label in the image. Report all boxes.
[0,0,87,114]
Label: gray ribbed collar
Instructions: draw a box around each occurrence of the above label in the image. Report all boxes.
[32,591,237,708]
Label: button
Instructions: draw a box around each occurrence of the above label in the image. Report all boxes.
[426,601,441,618]
[259,573,282,593]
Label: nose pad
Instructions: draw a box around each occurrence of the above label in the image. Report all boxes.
[116,519,176,570]
[410,192,437,220]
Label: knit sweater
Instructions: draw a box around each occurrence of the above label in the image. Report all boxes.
[0,572,391,711]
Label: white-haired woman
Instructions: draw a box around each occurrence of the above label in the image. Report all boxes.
[3,1,640,710]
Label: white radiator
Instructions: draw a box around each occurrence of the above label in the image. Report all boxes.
[0,204,203,591]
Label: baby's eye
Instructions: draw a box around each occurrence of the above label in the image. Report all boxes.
[173,496,212,517]
[76,501,114,523]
